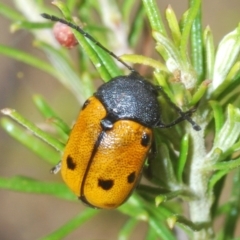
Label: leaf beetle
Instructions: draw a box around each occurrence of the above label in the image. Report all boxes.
[41,13,200,209]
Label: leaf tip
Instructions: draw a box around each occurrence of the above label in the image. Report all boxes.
[155,195,166,207]
[1,108,15,115]
[167,215,177,229]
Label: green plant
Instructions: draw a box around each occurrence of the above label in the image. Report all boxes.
[1,0,240,239]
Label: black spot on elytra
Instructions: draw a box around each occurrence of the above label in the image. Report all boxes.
[81,99,90,110]
[141,132,151,147]
[98,179,114,190]
[66,155,76,170]
[127,171,136,184]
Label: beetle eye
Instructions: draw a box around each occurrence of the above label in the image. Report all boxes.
[141,132,151,147]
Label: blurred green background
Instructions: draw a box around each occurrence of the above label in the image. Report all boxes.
[0,0,240,239]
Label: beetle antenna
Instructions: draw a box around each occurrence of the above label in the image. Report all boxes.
[41,13,136,73]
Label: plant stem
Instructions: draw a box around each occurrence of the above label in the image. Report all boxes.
[187,112,214,240]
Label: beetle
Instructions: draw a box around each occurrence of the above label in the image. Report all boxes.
[41,13,200,209]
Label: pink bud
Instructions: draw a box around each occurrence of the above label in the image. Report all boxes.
[53,22,78,48]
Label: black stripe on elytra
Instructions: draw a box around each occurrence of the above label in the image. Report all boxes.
[80,130,106,198]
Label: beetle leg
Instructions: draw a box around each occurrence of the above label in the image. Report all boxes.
[155,86,201,131]
[50,161,62,174]
[156,109,200,130]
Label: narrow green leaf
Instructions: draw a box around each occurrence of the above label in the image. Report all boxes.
[52,0,72,20]
[118,194,149,221]
[213,157,240,171]
[226,61,240,86]
[209,101,224,136]
[0,2,25,21]
[165,5,181,47]
[11,21,51,32]
[118,218,139,240]
[190,79,211,106]
[73,26,122,80]
[219,140,240,162]
[36,40,92,103]
[145,226,158,240]
[168,81,191,108]
[174,215,209,232]
[180,0,201,62]
[137,184,169,196]
[154,31,198,90]
[179,9,189,33]
[148,217,175,240]
[155,189,196,207]
[33,94,71,135]
[48,4,122,80]
[211,24,240,92]
[1,118,59,165]
[154,72,175,104]
[222,170,240,239]
[208,170,229,191]
[216,202,231,216]
[211,104,240,156]
[121,54,168,72]
[176,134,189,183]
[0,176,75,200]
[203,26,215,79]
[154,31,181,64]
[0,44,58,77]
[122,0,137,22]
[86,40,123,79]
[155,44,170,62]
[128,4,146,47]
[124,198,175,239]
[66,0,79,12]
[213,61,240,99]
[1,108,65,151]
[142,0,167,36]
[205,148,222,166]
[40,209,98,240]
[216,76,240,106]
[148,141,178,189]
[189,0,203,82]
